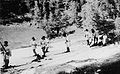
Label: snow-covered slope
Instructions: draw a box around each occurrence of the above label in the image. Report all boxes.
[9,31,120,74]
[1,26,120,74]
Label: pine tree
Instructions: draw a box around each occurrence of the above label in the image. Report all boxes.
[80,0,116,34]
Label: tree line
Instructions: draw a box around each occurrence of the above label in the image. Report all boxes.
[1,0,120,40]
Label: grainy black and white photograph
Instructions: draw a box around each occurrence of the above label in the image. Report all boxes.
[0,0,120,74]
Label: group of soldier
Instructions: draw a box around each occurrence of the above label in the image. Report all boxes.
[0,36,49,71]
[0,28,110,71]
[0,30,71,72]
[0,28,108,71]
[0,27,116,72]
[85,29,108,47]
[30,36,49,62]
[30,33,71,62]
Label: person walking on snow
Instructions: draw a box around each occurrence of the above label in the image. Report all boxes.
[84,29,91,45]
[0,44,4,71]
[63,32,70,52]
[30,37,37,56]
[0,41,11,69]
[44,36,49,52]
[89,29,97,47]
[40,36,47,58]
[30,37,41,62]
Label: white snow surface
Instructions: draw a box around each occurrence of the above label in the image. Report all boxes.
[9,34,120,69]
[2,27,119,74]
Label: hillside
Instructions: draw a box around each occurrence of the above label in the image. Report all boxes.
[0,26,120,74]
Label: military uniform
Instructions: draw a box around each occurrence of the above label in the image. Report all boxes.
[30,38,37,56]
[63,32,70,52]
[40,36,48,58]
[103,34,107,45]
[0,48,4,69]
[65,36,70,52]
[41,39,47,58]
[3,46,11,68]
[0,41,11,69]
[97,34,107,46]
[45,38,49,52]
[85,30,92,45]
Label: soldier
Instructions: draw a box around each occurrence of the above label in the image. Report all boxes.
[0,45,4,71]
[84,29,91,45]
[0,41,11,69]
[97,33,108,46]
[89,29,97,47]
[45,36,49,52]
[30,37,37,56]
[97,34,103,46]
[63,32,70,52]
[30,37,42,62]
[102,34,107,46]
[40,36,47,58]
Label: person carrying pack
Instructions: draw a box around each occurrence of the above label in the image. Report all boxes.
[0,41,11,69]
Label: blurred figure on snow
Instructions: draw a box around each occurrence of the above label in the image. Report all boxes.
[44,36,50,52]
[30,37,37,56]
[63,32,70,52]
[84,29,91,45]
[0,44,4,70]
[30,37,41,62]
[97,32,107,46]
[89,29,97,47]
[40,36,48,58]
[0,41,11,70]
